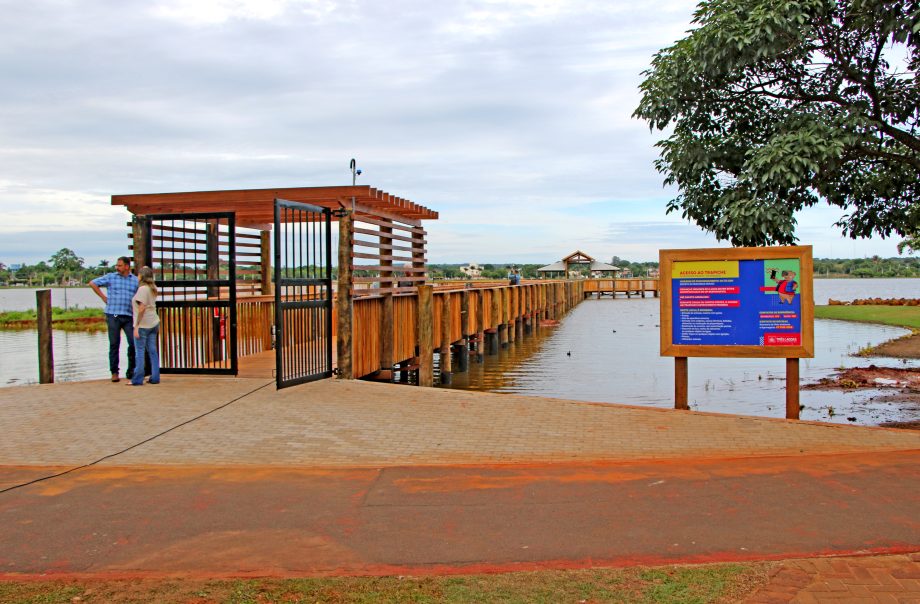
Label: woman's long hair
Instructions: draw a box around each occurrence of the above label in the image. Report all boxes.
[138,266,158,298]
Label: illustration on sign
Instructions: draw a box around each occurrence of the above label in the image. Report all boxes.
[672,258,802,347]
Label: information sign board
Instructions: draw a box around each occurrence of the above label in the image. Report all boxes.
[659,246,814,358]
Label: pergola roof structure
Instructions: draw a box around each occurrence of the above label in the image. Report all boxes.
[112,185,438,229]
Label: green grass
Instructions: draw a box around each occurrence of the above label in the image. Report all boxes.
[814,304,920,330]
[0,563,772,603]
[0,306,104,326]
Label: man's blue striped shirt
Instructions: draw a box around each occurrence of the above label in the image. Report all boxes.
[91,272,139,316]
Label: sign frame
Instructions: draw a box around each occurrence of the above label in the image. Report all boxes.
[659,246,814,359]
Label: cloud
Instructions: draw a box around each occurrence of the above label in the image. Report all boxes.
[0,0,906,267]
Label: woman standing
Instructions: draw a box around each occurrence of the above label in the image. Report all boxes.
[130,266,160,386]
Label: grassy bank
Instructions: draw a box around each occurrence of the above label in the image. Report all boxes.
[0,306,105,331]
[0,562,772,603]
[815,304,920,330]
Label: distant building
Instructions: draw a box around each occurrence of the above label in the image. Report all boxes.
[460,263,483,278]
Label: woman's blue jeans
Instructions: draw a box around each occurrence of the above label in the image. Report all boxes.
[132,325,160,385]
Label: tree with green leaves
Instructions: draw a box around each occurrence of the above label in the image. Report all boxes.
[49,248,85,272]
[634,0,919,247]
[898,232,920,254]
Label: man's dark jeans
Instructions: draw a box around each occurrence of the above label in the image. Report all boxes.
[106,313,136,378]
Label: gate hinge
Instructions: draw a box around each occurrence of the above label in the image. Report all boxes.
[331,208,350,218]
[332,367,342,376]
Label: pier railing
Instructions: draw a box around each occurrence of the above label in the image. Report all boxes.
[350,280,584,383]
[222,280,586,384]
[583,278,659,297]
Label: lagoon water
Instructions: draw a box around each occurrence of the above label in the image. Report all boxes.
[442,296,918,426]
[1,280,919,426]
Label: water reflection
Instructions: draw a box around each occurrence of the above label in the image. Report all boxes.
[0,329,129,386]
[442,298,919,426]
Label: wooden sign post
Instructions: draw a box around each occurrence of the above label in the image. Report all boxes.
[659,246,814,420]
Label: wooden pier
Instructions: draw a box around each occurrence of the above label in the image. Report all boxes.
[347,280,585,385]
[583,278,659,298]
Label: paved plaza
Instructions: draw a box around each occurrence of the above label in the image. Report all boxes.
[1,377,918,468]
[0,377,918,602]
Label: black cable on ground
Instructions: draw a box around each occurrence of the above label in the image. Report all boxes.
[0,379,275,495]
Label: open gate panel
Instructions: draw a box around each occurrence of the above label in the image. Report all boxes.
[274,199,333,388]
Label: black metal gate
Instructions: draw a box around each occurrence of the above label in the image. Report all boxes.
[274,199,333,388]
[144,212,237,375]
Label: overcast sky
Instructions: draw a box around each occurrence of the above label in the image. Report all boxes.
[0,0,908,266]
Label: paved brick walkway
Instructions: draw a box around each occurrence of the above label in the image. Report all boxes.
[0,377,917,467]
[1,377,918,601]
[747,553,920,603]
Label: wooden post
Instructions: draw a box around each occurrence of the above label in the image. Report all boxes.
[550,281,559,321]
[458,291,470,372]
[503,288,512,346]
[381,294,394,375]
[477,290,487,362]
[36,290,53,384]
[523,285,532,334]
[380,222,395,375]
[260,230,273,296]
[786,358,800,420]
[490,287,502,352]
[507,287,516,344]
[675,356,689,410]
[440,293,452,384]
[131,216,149,270]
[417,284,434,386]
[336,211,354,379]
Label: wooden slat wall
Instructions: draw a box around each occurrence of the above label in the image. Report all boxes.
[130,221,268,296]
[351,215,427,298]
[236,298,274,356]
[158,306,232,370]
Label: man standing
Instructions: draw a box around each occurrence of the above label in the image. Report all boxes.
[90,256,139,382]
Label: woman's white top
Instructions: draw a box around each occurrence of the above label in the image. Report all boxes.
[132,284,160,329]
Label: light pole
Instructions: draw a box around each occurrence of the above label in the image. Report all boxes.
[349,158,361,186]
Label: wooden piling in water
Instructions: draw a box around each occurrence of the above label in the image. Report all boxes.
[458,291,470,373]
[440,292,452,384]
[477,290,487,362]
